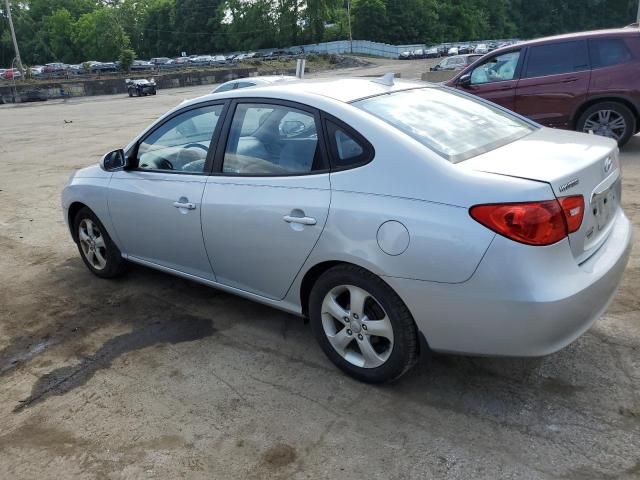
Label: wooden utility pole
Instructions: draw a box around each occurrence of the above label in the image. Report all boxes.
[346,0,353,53]
[3,0,24,72]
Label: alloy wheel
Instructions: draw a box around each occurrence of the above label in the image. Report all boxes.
[582,109,627,140]
[321,285,394,368]
[78,218,107,270]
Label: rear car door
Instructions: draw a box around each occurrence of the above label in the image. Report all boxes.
[515,40,591,128]
[109,102,226,280]
[201,100,331,300]
[458,49,522,110]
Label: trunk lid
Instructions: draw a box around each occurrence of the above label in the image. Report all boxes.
[460,128,621,263]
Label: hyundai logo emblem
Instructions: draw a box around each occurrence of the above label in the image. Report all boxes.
[604,156,613,173]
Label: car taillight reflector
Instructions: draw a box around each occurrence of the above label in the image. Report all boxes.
[469,200,567,246]
[558,195,584,234]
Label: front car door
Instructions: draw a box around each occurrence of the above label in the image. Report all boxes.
[109,103,226,280]
[458,49,523,110]
[515,40,591,128]
[201,100,331,300]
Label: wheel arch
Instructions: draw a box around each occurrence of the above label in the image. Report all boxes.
[67,201,88,242]
[572,96,640,130]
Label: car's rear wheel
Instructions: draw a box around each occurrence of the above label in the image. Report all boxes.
[309,265,419,383]
[74,207,127,278]
[576,101,636,147]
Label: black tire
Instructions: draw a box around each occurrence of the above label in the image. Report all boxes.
[309,264,419,383]
[73,207,127,279]
[576,101,636,147]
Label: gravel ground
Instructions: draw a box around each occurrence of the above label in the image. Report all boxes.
[0,57,638,479]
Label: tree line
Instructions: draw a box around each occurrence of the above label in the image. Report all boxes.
[0,0,637,66]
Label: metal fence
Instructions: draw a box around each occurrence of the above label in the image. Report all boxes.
[298,40,426,58]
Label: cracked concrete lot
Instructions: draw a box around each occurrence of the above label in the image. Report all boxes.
[0,59,639,479]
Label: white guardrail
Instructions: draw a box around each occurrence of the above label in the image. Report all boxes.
[298,40,426,59]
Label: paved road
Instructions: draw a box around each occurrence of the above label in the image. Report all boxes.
[0,59,638,479]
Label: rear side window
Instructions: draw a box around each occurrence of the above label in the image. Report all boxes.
[325,120,372,170]
[589,38,633,68]
[524,40,589,77]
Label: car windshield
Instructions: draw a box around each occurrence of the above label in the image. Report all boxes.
[354,87,534,163]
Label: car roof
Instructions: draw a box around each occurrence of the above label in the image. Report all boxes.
[492,26,639,54]
[204,77,427,104]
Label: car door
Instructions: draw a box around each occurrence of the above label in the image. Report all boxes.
[201,100,331,300]
[515,40,591,128]
[458,49,522,110]
[109,102,227,280]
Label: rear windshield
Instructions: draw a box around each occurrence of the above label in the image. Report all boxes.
[354,87,534,163]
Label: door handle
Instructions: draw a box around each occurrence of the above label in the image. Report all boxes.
[562,77,578,83]
[173,201,196,210]
[283,215,316,226]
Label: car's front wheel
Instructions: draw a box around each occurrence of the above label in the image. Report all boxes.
[309,265,419,383]
[74,207,127,278]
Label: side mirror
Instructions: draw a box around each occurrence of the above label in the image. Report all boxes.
[458,73,472,88]
[100,149,128,171]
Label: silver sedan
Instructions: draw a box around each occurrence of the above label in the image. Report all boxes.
[62,77,632,382]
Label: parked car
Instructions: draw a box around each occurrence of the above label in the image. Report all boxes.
[430,54,483,71]
[458,44,472,54]
[398,51,413,60]
[474,43,489,54]
[412,49,425,59]
[424,47,440,58]
[1,68,22,80]
[447,46,459,56]
[447,27,640,146]
[212,75,297,93]
[42,63,67,76]
[191,55,215,66]
[172,57,192,66]
[131,60,154,71]
[63,76,631,383]
[126,78,157,96]
[150,57,172,65]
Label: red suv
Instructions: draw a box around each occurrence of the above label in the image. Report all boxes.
[447,27,640,146]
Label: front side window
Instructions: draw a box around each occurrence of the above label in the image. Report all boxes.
[589,37,633,69]
[470,50,520,84]
[137,105,223,173]
[223,103,322,175]
[524,41,589,77]
[355,87,534,163]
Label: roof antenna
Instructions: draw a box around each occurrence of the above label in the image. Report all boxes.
[372,72,395,86]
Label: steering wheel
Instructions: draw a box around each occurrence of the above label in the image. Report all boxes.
[183,143,208,152]
[157,158,174,170]
[176,143,208,172]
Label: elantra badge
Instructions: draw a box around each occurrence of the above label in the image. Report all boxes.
[559,178,580,192]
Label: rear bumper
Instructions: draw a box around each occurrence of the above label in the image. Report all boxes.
[385,208,632,356]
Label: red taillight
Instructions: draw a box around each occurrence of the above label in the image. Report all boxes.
[558,195,584,233]
[470,200,567,246]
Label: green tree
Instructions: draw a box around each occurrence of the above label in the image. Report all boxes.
[73,8,131,61]
[352,0,387,42]
[118,47,135,71]
[44,8,79,63]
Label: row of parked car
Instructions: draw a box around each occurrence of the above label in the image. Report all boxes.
[399,40,518,60]
[0,49,307,81]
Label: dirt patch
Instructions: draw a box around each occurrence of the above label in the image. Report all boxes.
[261,443,297,469]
